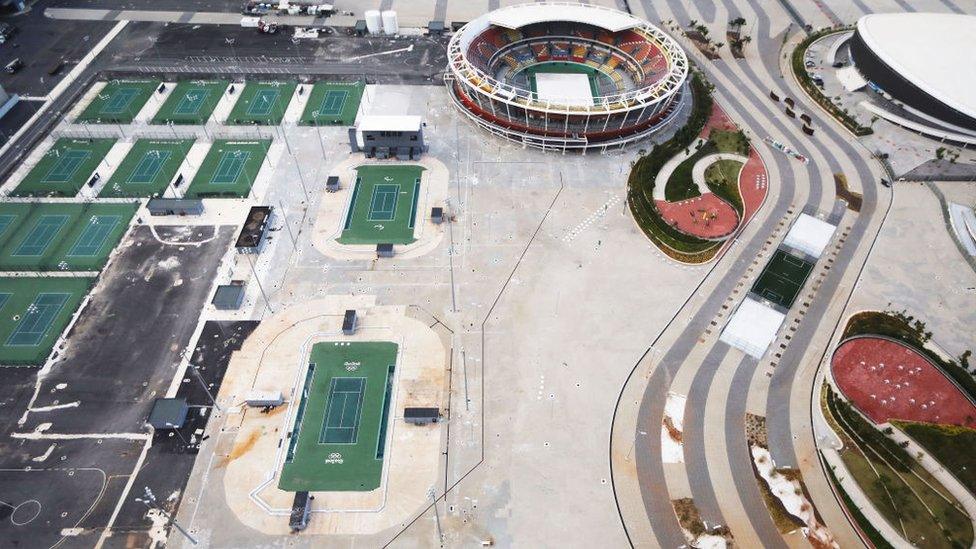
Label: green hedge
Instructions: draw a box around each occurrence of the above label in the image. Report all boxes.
[791,28,873,136]
[664,140,717,202]
[627,71,720,261]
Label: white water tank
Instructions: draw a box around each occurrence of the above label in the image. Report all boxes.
[381,10,398,35]
[365,10,382,34]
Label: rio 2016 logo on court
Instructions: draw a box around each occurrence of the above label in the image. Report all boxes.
[325,452,343,464]
[344,361,361,372]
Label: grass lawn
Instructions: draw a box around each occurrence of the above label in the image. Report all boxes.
[710,129,750,155]
[704,159,744,215]
[13,138,116,197]
[664,140,717,202]
[825,385,973,548]
[0,276,94,366]
[893,421,976,496]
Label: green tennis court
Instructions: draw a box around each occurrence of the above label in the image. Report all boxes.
[299,81,365,126]
[279,341,398,492]
[751,249,814,309]
[0,203,137,271]
[0,277,93,366]
[100,139,194,198]
[338,165,423,245]
[227,81,296,125]
[152,80,229,125]
[13,138,116,197]
[12,215,69,257]
[77,80,161,124]
[185,140,270,198]
[67,215,122,257]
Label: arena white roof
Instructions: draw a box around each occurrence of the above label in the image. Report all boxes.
[719,297,786,359]
[857,13,976,122]
[356,115,422,132]
[487,3,641,33]
[782,214,835,258]
[534,72,592,106]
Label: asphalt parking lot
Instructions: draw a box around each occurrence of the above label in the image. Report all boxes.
[0,7,112,96]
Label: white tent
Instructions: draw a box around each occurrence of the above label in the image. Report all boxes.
[720,297,786,359]
[783,214,836,258]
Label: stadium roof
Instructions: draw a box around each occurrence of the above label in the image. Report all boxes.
[487,3,641,32]
[856,13,976,122]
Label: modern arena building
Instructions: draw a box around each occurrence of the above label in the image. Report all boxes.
[446,2,689,152]
[849,13,976,136]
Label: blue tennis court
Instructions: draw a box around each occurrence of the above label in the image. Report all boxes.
[0,293,10,312]
[6,292,70,347]
[367,184,400,222]
[174,88,208,115]
[318,90,348,117]
[44,150,92,183]
[0,214,17,239]
[67,215,122,257]
[128,150,172,184]
[13,215,69,257]
[211,151,251,184]
[247,89,280,116]
[102,88,141,115]
[319,377,367,444]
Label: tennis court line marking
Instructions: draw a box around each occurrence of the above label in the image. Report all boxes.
[43,149,91,184]
[127,150,173,184]
[367,183,400,222]
[0,292,10,312]
[5,292,71,347]
[211,150,251,185]
[174,87,209,115]
[0,214,18,240]
[67,215,122,257]
[319,376,366,445]
[318,89,348,117]
[11,215,70,257]
[100,87,140,115]
[246,88,281,117]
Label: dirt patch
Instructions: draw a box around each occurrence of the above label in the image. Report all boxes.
[834,173,862,212]
[663,416,683,444]
[218,429,260,468]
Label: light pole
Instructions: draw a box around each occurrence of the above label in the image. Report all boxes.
[135,487,197,545]
[246,252,274,314]
[187,363,221,411]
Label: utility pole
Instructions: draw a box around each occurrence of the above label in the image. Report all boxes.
[135,487,197,545]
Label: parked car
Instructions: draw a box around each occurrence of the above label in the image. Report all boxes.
[0,22,17,44]
[4,58,23,74]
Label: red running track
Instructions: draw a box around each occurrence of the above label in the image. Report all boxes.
[831,337,976,427]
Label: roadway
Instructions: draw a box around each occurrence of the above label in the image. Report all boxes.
[610,0,922,546]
